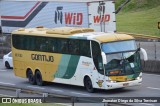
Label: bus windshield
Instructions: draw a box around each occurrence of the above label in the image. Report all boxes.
[101,40,141,76]
[101,40,137,54]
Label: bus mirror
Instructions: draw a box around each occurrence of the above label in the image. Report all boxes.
[101,52,107,64]
[140,48,148,61]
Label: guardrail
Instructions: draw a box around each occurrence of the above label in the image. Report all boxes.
[118,32,160,41]
[0,85,131,106]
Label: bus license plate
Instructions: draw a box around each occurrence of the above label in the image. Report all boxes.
[123,83,129,87]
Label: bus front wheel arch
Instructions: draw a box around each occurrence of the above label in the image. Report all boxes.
[84,76,94,93]
[35,70,44,86]
[26,69,36,85]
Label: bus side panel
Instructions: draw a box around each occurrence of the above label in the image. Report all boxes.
[13,60,25,78]
[70,56,94,86]
[12,48,62,82]
[53,54,80,84]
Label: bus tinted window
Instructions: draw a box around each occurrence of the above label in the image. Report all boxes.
[13,35,24,50]
[57,39,68,54]
[24,36,35,50]
[80,40,91,57]
[12,34,91,57]
[68,39,79,55]
[46,38,57,52]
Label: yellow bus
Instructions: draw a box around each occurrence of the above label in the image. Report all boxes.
[11,27,148,92]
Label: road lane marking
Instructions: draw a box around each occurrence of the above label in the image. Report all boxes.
[139,103,154,106]
[0,70,7,72]
[27,86,45,90]
[56,103,71,106]
[0,82,15,86]
[71,92,91,96]
[147,87,160,91]
[0,94,14,97]
[143,73,160,77]
[51,89,63,92]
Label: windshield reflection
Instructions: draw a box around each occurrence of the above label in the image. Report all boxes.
[105,51,141,76]
[101,40,137,54]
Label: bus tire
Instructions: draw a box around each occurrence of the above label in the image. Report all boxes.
[84,76,94,93]
[35,71,44,86]
[27,70,36,85]
[5,61,11,69]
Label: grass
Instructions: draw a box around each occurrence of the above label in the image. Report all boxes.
[116,0,160,36]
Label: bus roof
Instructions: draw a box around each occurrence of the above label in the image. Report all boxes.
[12,27,134,43]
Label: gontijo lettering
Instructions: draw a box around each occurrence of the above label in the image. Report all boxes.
[31,54,54,62]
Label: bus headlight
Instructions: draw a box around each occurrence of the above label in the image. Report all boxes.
[136,76,142,80]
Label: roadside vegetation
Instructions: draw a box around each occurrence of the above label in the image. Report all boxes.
[116,0,160,36]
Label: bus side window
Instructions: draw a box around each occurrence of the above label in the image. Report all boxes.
[46,37,57,52]
[24,36,35,50]
[68,39,79,55]
[79,40,91,57]
[91,41,103,74]
[35,37,47,52]
[58,39,68,54]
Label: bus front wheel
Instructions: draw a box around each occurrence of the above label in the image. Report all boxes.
[35,71,44,86]
[84,77,94,93]
[27,70,36,85]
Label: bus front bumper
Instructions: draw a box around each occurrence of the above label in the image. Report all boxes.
[105,78,142,89]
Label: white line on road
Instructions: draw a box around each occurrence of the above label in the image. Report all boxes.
[0,70,7,72]
[0,94,14,97]
[51,89,63,92]
[143,73,160,77]
[139,103,154,106]
[147,87,160,91]
[0,82,15,86]
[56,103,71,106]
[71,92,91,96]
[27,86,45,90]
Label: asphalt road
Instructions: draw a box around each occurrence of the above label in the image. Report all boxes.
[0,60,160,106]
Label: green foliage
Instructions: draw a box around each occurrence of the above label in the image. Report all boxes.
[116,0,160,36]
[116,0,160,12]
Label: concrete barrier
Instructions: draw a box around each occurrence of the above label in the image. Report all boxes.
[141,60,160,74]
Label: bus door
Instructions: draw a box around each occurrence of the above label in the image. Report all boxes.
[91,41,105,88]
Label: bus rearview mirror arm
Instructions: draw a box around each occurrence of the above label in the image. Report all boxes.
[140,48,148,61]
[101,52,107,64]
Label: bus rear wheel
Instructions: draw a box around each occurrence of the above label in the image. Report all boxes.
[35,71,44,86]
[27,70,36,85]
[84,77,94,93]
